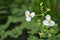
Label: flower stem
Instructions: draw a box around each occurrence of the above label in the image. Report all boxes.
[42,25,44,33]
[43,10,48,14]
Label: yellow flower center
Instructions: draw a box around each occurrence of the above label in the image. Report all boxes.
[28,13,31,16]
[48,20,51,23]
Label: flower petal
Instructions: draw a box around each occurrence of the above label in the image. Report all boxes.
[25,10,30,17]
[26,17,31,22]
[43,20,49,26]
[25,10,30,14]
[31,12,35,18]
[49,20,55,26]
[45,15,51,20]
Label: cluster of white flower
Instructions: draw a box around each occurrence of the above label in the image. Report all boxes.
[25,10,55,26]
[25,10,35,22]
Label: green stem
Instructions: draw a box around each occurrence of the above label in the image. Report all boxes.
[46,26,49,30]
[42,25,44,33]
[43,11,48,14]
[35,14,41,16]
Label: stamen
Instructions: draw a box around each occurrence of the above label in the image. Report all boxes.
[28,13,31,16]
[48,20,51,23]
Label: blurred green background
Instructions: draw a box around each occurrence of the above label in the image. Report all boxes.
[0,0,60,40]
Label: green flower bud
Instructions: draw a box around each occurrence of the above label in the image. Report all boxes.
[40,2,43,6]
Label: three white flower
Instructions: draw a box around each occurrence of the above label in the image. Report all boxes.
[43,15,55,26]
[25,10,35,22]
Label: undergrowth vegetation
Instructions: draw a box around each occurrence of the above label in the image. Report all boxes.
[0,0,60,40]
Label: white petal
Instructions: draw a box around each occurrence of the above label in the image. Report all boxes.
[25,10,30,17]
[49,20,55,26]
[25,10,30,14]
[43,20,49,26]
[45,15,51,20]
[31,12,35,18]
[26,17,31,22]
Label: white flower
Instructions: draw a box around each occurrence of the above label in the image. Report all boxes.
[31,12,35,18]
[25,10,35,22]
[43,15,55,26]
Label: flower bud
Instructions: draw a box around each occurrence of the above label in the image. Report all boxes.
[40,2,43,6]
[37,19,41,22]
[46,8,50,11]
[37,19,41,26]
[39,32,43,38]
[44,29,46,32]
[50,29,55,33]
[48,34,51,37]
